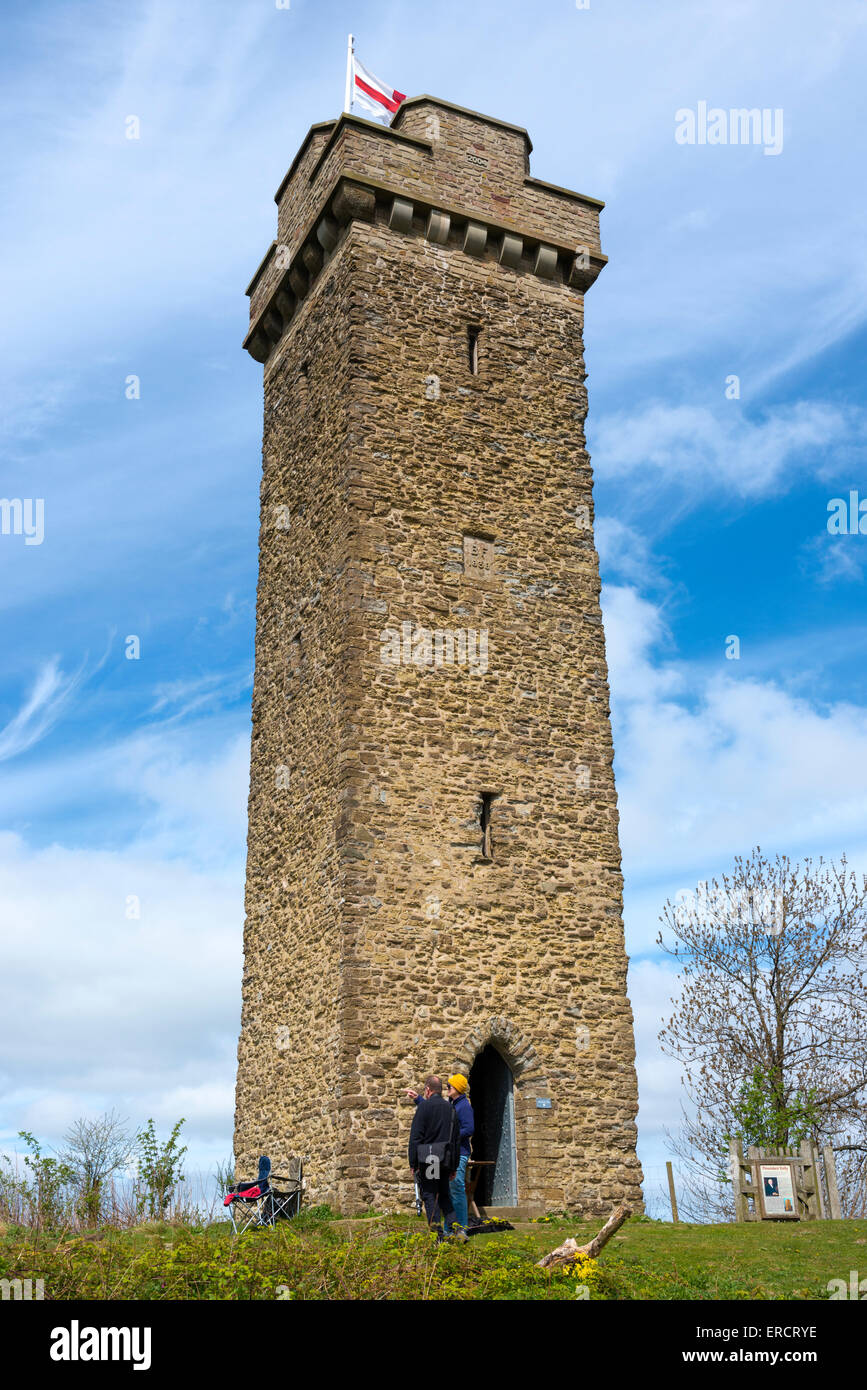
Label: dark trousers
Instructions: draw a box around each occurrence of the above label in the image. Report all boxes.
[417,1171,457,1235]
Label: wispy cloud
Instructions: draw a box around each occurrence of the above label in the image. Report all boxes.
[799,533,867,586]
[0,657,86,762]
[149,669,252,723]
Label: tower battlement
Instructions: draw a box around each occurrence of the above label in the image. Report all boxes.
[244,96,607,364]
[234,97,643,1217]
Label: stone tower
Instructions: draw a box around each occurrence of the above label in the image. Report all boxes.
[234,96,644,1217]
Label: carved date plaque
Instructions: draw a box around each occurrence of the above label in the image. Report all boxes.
[463,534,494,580]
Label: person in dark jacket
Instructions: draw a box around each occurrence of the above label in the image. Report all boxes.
[407,1075,466,1241]
[446,1074,474,1229]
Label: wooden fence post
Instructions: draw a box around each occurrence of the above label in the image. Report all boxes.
[730,1139,748,1222]
[823,1145,843,1220]
[812,1144,828,1219]
[799,1140,820,1219]
[666,1161,679,1223]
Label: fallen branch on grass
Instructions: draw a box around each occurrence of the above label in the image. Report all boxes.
[535,1203,633,1267]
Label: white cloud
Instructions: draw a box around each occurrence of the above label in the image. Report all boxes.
[120,728,251,863]
[626,956,691,1212]
[601,585,682,703]
[595,517,669,589]
[592,400,862,502]
[0,726,248,1166]
[630,957,684,1129]
[604,583,867,877]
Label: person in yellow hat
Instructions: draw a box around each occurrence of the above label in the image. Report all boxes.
[446,1073,474,1230]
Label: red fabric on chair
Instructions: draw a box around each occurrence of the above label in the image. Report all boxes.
[224,1184,262,1205]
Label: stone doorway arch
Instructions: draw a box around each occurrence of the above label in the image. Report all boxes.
[456,1017,545,1210]
[468,1044,517,1206]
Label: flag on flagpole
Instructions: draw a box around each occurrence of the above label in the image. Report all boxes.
[348,45,406,124]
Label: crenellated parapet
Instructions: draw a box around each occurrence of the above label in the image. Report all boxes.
[243,96,607,366]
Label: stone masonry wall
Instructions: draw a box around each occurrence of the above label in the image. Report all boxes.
[234,247,357,1191]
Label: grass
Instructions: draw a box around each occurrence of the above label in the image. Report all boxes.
[2,1211,864,1301]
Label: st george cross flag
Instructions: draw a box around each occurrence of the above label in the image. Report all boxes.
[350,51,406,123]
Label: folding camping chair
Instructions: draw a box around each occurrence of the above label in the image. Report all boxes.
[223,1156,304,1233]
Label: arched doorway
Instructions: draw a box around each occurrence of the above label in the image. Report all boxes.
[468,1044,518,1207]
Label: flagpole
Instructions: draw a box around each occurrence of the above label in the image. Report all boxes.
[344,33,354,114]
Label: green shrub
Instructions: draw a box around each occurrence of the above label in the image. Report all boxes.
[134,1120,188,1221]
[17,1132,76,1230]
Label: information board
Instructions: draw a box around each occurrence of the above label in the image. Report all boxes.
[756,1161,800,1220]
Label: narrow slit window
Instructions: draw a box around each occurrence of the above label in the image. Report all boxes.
[297,362,310,409]
[480,792,495,859]
[467,325,482,375]
[288,632,303,679]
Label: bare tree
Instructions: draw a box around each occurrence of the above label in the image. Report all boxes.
[834,1143,867,1217]
[61,1110,133,1225]
[657,848,867,1219]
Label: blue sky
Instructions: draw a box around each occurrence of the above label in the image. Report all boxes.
[2,0,866,1215]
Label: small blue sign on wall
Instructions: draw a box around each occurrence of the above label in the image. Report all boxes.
[535,1098,552,1109]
